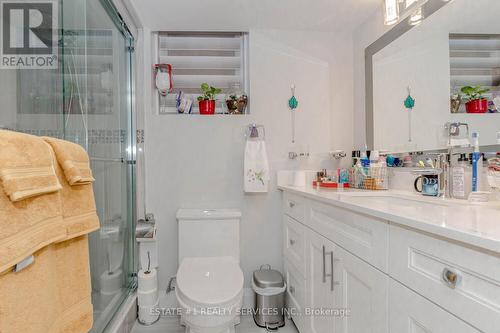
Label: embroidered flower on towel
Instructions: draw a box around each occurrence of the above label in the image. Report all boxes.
[247,169,266,185]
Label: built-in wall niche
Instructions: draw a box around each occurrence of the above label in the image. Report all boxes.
[156,32,250,115]
[450,34,500,114]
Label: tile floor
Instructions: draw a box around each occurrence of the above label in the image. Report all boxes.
[131,315,299,333]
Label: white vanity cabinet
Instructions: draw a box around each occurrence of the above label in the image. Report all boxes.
[281,190,495,333]
[333,245,388,333]
[283,192,389,333]
[389,279,479,333]
[306,230,337,333]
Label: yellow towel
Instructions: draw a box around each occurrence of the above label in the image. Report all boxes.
[0,130,62,202]
[43,137,95,185]
[53,153,100,241]
[0,134,98,332]
[0,139,66,273]
[0,236,94,333]
[52,236,94,333]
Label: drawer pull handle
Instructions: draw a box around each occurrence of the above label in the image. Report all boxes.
[322,245,337,291]
[289,286,295,294]
[289,202,296,208]
[442,268,461,289]
[322,246,327,283]
[289,239,296,246]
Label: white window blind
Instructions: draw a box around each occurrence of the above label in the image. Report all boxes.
[158,32,249,114]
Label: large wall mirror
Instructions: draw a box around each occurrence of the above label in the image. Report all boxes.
[366,0,500,152]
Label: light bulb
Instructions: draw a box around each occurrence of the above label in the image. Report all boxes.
[409,7,424,25]
[384,0,400,25]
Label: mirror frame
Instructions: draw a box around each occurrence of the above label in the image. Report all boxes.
[364,0,452,150]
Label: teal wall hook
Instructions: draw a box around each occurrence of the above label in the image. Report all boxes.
[289,85,298,143]
[288,84,298,110]
[404,86,415,142]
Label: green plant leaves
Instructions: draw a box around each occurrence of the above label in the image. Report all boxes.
[198,82,221,101]
[460,85,490,101]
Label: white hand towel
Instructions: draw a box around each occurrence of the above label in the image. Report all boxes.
[244,140,270,193]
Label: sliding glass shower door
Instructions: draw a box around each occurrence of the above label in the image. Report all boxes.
[62,0,136,332]
[0,0,136,332]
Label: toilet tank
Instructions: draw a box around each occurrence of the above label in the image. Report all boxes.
[177,209,241,264]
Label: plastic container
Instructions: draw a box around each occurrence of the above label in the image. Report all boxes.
[252,265,286,330]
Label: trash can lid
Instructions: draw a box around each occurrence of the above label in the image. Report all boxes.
[253,266,284,289]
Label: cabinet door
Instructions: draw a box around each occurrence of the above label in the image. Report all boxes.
[389,279,480,333]
[334,246,389,333]
[307,230,338,333]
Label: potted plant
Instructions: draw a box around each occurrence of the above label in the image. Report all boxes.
[461,85,490,113]
[197,83,221,115]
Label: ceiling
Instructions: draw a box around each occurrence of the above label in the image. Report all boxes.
[127,0,381,32]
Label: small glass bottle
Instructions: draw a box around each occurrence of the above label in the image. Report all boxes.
[225,82,248,114]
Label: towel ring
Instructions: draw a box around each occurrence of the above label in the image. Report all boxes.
[247,124,265,140]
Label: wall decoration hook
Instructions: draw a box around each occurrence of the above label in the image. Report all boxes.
[404,85,415,142]
[288,84,299,143]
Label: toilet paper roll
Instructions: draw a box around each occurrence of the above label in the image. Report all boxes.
[138,300,160,325]
[100,269,123,295]
[138,268,158,292]
[138,288,159,307]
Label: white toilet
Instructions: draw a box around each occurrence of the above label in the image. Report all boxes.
[176,209,244,333]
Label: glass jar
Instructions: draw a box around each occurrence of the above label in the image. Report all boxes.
[225,82,248,114]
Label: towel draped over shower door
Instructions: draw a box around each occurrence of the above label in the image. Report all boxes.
[0,130,100,333]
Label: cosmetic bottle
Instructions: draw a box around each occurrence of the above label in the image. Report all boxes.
[451,154,468,199]
[352,151,361,167]
[360,151,370,168]
[471,132,482,192]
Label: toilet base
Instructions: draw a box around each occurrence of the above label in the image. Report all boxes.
[181,315,240,333]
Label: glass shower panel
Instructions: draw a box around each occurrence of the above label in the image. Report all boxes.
[0,0,136,332]
[71,0,135,332]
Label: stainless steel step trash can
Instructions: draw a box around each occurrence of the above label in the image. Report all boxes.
[252,265,286,330]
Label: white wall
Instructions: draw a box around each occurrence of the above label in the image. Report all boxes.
[143,29,354,296]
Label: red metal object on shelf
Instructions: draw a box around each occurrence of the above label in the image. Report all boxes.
[312,181,350,189]
[199,100,216,115]
[465,99,488,114]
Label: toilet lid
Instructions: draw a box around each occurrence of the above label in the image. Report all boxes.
[177,257,244,306]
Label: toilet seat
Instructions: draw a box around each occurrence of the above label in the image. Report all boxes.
[176,256,244,309]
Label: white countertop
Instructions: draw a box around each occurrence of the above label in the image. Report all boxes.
[279,185,500,254]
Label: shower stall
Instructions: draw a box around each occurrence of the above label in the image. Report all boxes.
[0,0,137,331]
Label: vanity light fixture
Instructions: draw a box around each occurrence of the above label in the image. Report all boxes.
[383,0,400,25]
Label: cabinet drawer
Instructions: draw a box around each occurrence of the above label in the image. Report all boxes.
[284,260,307,333]
[283,192,307,224]
[308,200,389,272]
[284,215,307,276]
[390,224,500,333]
[390,279,479,333]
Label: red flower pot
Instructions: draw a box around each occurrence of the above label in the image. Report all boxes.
[465,99,488,114]
[199,100,216,115]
